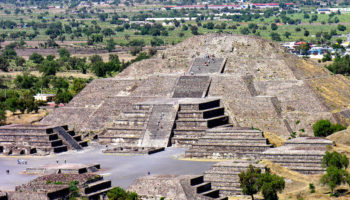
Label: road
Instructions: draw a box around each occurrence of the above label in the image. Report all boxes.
[0,143,216,191]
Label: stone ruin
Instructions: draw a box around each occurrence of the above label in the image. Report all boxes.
[37,35,350,197]
[3,173,112,200]
[128,175,228,200]
[25,163,101,175]
[0,124,88,156]
[261,137,333,174]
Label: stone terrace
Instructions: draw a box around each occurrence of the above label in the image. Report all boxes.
[189,58,226,75]
[172,76,211,98]
[0,124,87,156]
[128,175,228,200]
[12,173,112,200]
[204,159,265,196]
[185,127,271,159]
[172,98,231,147]
[261,137,333,174]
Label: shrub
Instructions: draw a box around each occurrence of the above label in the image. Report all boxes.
[309,183,315,193]
[322,151,349,169]
[312,119,345,137]
[239,165,262,200]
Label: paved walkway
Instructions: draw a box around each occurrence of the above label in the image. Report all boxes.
[0,143,216,191]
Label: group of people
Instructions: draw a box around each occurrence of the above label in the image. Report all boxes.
[203,54,216,66]
[17,159,27,165]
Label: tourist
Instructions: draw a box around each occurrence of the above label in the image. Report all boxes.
[17,159,20,164]
[56,160,59,164]
[6,170,9,175]
[147,171,150,175]
[64,160,67,164]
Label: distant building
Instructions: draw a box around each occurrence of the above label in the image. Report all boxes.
[252,3,294,9]
[34,94,55,102]
[317,8,350,14]
[163,4,243,10]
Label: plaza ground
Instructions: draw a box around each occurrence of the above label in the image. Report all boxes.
[0,143,215,191]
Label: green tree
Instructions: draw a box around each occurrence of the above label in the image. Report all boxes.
[150,37,165,47]
[338,24,346,32]
[29,52,44,64]
[239,165,262,200]
[320,166,350,194]
[14,73,38,89]
[322,151,349,169]
[0,108,6,125]
[284,32,291,39]
[58,48,70,61]
[312,119,345,137]
[257,171,285,200]
[106,38,116,52]
[72,78,86,95]
[39,60,60,76]
[270,33,281,41]
[107,187,138,200]
[0,56,9,72]
[190,25,199,35]
[54,89,73,104]
[271,23,278,31]
[89,54,103,64]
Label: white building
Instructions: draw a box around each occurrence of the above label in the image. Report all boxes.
[34,94,55,102]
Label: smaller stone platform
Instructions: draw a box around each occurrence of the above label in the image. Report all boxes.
[8,173,112,200]
[204,159,265,196]
[103,146,165,155]
[0,124,88,156]
[261,137,333,174]
[25,163,101,175]
[128,175,228,200]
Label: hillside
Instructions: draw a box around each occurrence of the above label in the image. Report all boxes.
[40,34,350,138]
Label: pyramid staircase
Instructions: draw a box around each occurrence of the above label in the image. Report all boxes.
[189,176,228,200]
[53,126,88,151]
[172,99,231,147]
[99,104,151,146]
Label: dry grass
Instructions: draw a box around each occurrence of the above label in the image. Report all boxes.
[260,159,350,200]
[5,109,48,125]
[0,71,96,79]
[264,131,286,147]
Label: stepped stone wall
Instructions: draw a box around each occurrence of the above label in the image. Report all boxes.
[128,175,227,200]
[204,159,265,196]
[0,124,87,156]
[172,76,211,98]
[185,127,271,159]
[261,137,333,174]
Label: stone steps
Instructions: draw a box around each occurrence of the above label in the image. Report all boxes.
[178,107,225,119]
[185,127,270,159]
[197,138,268,143]
[189,176,228,199]
[172,98,231,148]
[186,151,262,159]
[203,160,265,196]
[176,116,230,129]
[172,76,211,98]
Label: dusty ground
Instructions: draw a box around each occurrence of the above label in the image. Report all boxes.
[0,146,214,191]
[5,109,48,125]
[261,160,350,200]
[0,71,96,79]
